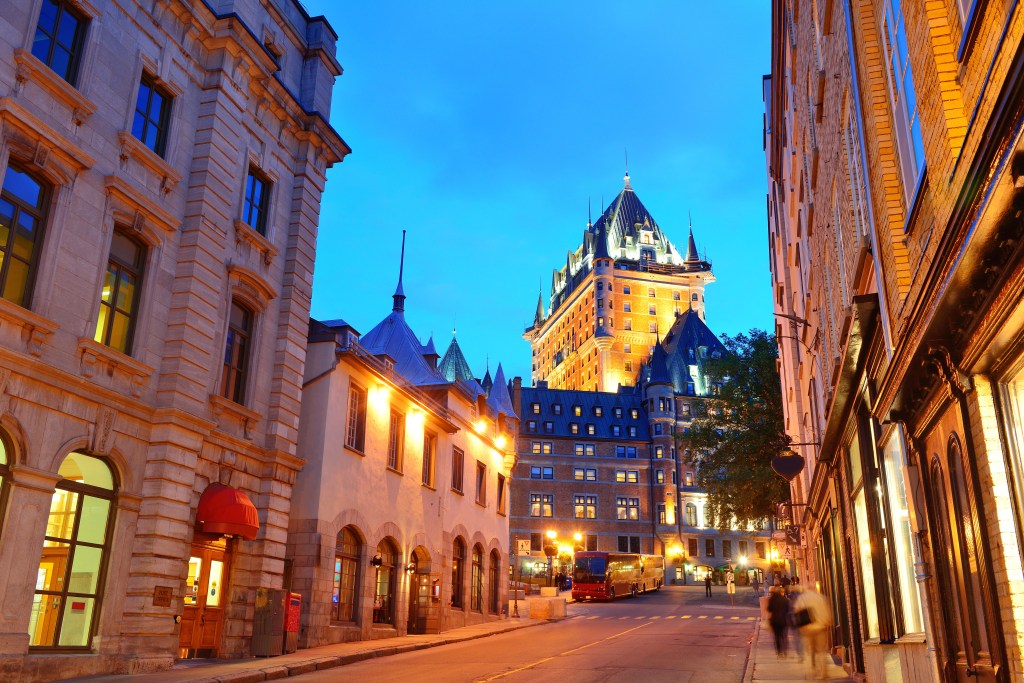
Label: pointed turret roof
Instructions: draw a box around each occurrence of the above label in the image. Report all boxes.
[392,231,407,315]
[487,364,517,418]
[655,309,728,395]
[534,289,545,326]
[359,313,447,386]
[439,335,475,383]
[481,368,493,393]
[647,340,672,386]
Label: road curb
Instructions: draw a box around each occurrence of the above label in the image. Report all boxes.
[741,617,761,683]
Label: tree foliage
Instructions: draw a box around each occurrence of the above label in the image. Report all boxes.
[681,328,790,528]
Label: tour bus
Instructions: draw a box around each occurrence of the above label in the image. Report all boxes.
[571,552,665,601]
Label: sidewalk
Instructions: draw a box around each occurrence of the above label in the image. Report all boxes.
[743,618,856,683]
[68,604,549,683]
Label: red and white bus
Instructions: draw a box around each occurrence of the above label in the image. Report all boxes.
[571,552,665,601]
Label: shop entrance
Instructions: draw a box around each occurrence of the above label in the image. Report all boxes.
[179,539,230,658]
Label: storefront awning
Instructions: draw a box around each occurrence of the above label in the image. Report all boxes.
[196,483,259,540]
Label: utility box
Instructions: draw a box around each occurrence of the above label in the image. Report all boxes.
[252,589,288,657]
[284,592,301,654]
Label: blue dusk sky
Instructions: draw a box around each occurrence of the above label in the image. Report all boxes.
[305,1,773,384]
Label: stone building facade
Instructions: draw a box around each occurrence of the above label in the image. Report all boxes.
[290,279,516,646]
[524,175,715,393]
[767,0,1024,680]
[0,1,347,679]
[512,310,773,587]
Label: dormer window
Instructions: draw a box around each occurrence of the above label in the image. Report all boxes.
[593,406,603,417]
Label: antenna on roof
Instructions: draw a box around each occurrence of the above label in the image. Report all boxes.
[689,210,693,230]
[588,196,592,228]
[623,148,631,190]
[392,229,407,314]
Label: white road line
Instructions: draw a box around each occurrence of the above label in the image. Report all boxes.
[477,622,653,681]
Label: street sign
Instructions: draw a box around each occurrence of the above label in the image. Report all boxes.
[772,531,787,540]
[785,525,801,546]
[516,540,530,554]
[783,546,792,559]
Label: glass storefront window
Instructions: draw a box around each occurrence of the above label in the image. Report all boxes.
[31,452,115,649]
[849,436,880,639]
[882,431,924,634]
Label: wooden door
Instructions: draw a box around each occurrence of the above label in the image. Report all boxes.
[179,541,229,657]
[408,573,430,634]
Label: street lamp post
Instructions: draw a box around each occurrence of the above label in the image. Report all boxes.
[511,535,520,618]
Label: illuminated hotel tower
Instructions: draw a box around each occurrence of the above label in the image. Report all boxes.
[524,174,714,391]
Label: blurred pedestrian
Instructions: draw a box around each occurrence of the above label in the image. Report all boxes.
[766,585,790,658]
[704,574,712,597]
[791,585,833,679]
[726,569,736,605]
[751,576,761,596]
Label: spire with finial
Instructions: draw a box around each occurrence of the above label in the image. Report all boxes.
[534,282,545,326]
[392,230,407,314]
[587,196,592,228]
[623,149,632,191]
[685,218,700,264]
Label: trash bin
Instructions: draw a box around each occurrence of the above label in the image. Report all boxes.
[284,592,301,653]
[252,588,287,657]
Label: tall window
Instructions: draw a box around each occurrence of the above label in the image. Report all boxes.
[451,447,464,493]
[0,165,49,307]
[372,539,397,624]
[221,301,253,404]
[421,431,436,487]
[242,167,271,235]
[94,231,145,354]
[617,536,641,553]
[32,0,86,84]
[722,540,732,559]
[705,539,715,557]
[529,493,553,517]
[386,409,403,471]
[451,538,465,608]
[882,0,925,203]
[657,503,666,524]
[655,470,665,484]
[471,545,483,611]
[31,452,115,648]
[488,551,501,613]
[475,461,486,505]
[332,527,360,622]
[132,74,172,156]
[688,538,699,557]
[0,435,8,534]
[686,504,697,527]
[496,473,506,514]
[574,495,597,519]
[344,382,366,451]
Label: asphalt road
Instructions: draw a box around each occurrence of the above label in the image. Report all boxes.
[290,585,761,682]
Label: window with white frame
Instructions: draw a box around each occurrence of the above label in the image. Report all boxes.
[881,0,925,207]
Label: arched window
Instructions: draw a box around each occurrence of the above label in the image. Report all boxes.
[333,527,360,622]
[0,164,50,308]
[686,504,697,527]
[372,539,397,625]
[470,545,483,611]
[451,538,465,609]
[31,452,115,648]
[488,550,501,613]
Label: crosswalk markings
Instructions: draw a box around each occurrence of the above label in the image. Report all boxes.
[568,614,757,622]
[714,616,723,620]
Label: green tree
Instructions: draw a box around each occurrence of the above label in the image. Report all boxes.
[681,328,790,528]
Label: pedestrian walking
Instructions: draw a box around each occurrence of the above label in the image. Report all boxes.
[704,574,712,598]
[766,585,790,658]
[791,585,833,679]
[726,569,736,605]
[751,576,761,596]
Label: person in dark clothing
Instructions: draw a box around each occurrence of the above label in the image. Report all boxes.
[766,585,791,657]
[704,574,712,597]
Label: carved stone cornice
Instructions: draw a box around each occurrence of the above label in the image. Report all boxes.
[233,219,279,266]
[0,298,59,358]
[12,49,96,126]
[116,131,182,196]
[77,338,155,399]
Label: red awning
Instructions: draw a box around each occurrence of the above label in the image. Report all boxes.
[196,483,259,540]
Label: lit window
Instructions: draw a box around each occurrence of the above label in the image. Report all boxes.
[387,410,404,471]
[574,495,597,519]
[94,231,145,354]
[451,447,464,493]
[530,493,553,517]
[471,545,484,611]
[616,497,640,520]
[542,442,552,454]
[648,288,655,297]
[655,470,665,484]
[31,452,115,648]
[332,527,360,622]
[654,446,664,459]
[624,301,631,312]
[531,402,541,414]
[0,165,49,308]
[451,539,465,608]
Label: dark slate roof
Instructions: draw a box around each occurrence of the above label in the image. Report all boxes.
[652,309,728,395]
[487,364,517,418]
[439,336,475,383]
[517,386,649,441]
[593,180,674,259]
[358,311,447,386]
[647,341,672,386]
[481,369,493,393]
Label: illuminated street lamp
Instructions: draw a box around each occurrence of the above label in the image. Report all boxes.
[544,530,557,587]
